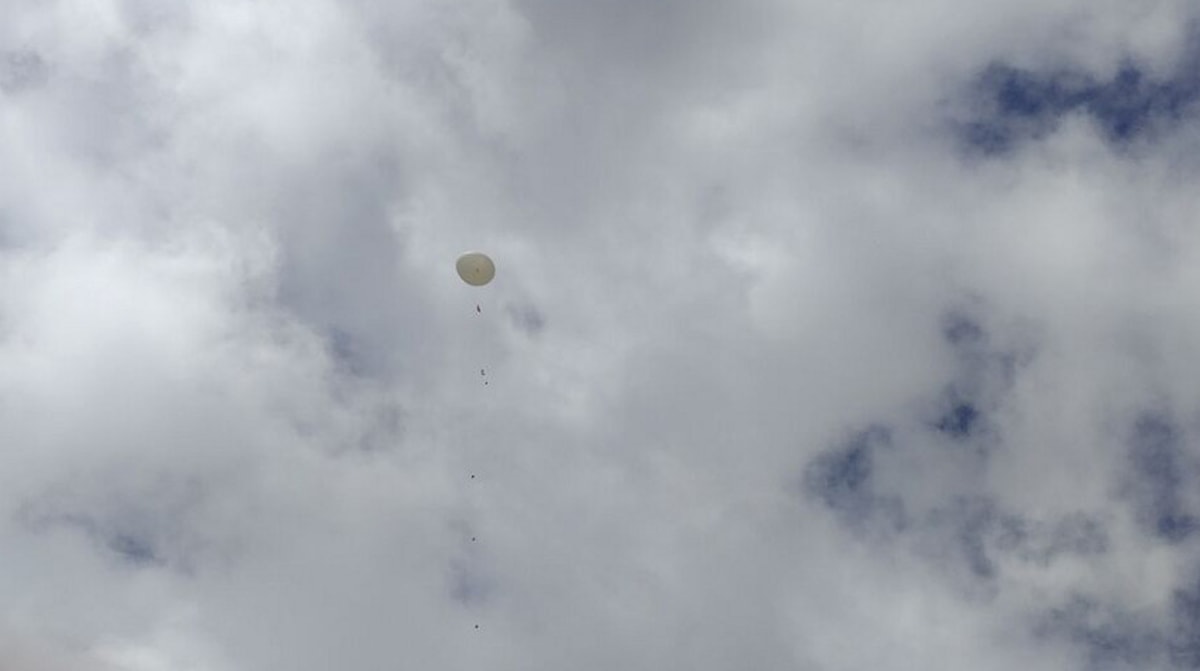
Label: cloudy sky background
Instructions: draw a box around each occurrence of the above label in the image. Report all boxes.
[3,0,1200,669]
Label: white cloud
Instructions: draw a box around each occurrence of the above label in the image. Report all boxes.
[2,0,1200,668]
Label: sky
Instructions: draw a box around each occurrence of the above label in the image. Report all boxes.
[2,1,1200,669]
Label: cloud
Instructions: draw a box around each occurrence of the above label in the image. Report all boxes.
[3,0,1200,669]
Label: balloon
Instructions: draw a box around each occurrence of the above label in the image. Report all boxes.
[456,252,495,286]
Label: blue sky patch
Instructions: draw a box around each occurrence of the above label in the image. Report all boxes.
[1126,413,1199,544]
[936,402,980,439]
[957,55,1200,155]
[802,426,907,533]
[1037,595,1165,669]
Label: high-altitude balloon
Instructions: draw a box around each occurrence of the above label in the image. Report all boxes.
[456,252,495,286]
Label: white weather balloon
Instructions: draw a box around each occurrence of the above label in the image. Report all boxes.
[456,252,495,286]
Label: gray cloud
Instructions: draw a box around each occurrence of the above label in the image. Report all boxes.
[0,49,48,94]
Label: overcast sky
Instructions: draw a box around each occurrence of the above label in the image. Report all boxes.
[3,1,1200,669]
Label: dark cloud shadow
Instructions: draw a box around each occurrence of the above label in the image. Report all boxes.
[505,302,546,337]
[448,558,493,607]
[0,50,48,95]
[15,474,215,573]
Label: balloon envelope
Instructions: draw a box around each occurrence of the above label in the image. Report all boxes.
[456,252,495,286]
